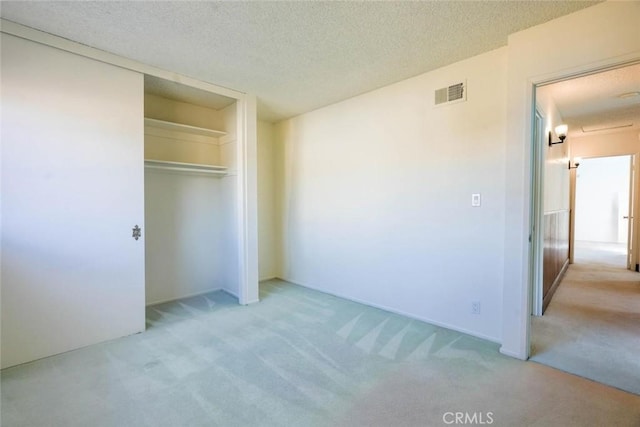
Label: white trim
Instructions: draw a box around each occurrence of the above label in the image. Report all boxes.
[505,53,640,361]
[234,95,259,306]
[531,109,545,317]
[519,59,640,355]
[236,98,248,305]
[629,155,639,272]
[245,95,260,305]
[0,19,244,100]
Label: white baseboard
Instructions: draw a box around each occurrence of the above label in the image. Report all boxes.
[281,277,501,344]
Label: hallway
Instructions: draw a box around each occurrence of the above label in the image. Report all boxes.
[530,254,640,395]
[573,240,627,268]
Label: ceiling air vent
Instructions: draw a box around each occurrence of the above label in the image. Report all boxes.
[434,81,466,106]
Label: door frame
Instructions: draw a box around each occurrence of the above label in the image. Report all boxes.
[569,154,639,271]
[522,61,640,359]
[627,155,637,271]
[501,56,640,360]
[530,109,545,316]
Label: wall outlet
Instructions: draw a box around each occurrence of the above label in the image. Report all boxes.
[471,193,481,207]
[472,301,481,315]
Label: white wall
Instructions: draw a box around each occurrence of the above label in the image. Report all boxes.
[1,34,145,368]
[571,130,640,251]
[144,170,224,304]
[257,121,278,280]
[275,47,507,341]
[502,1,640,358]
[537,99,570,214]
[575,156,630,243]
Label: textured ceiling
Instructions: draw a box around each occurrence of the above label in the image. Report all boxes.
[1,1,601,122]
[537,63,640,138]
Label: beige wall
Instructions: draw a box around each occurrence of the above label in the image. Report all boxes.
[570,130,640,160]
[144,93,224,131]
[257,120,278,280]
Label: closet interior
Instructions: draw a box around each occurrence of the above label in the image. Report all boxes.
[143,75,240,306]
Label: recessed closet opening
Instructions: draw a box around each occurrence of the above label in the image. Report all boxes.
[143,75,241,306]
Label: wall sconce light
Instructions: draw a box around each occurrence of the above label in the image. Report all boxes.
[568,157,581,170]
[549,124,568,146]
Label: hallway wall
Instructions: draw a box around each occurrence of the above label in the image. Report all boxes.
[536,90,570,310]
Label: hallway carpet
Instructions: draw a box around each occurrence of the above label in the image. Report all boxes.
[3,279,640,426]
[574,240,627,268]
[531,262,640,395]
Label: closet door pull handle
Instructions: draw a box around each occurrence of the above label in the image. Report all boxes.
[132,225,142,241]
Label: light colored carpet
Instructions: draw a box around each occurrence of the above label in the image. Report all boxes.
[2,279,640,426]
[531,261,640,396]
[574,240,627,268]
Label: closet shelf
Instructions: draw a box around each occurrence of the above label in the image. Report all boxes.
[144,118,226,138]
[144,159,228,176]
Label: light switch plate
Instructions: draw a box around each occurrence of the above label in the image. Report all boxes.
[471,193,481,207]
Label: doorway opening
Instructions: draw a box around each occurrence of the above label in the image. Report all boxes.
[529,63,640,395]
[573,155,632,268]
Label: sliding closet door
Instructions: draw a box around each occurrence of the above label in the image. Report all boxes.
[1,34,145,368]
